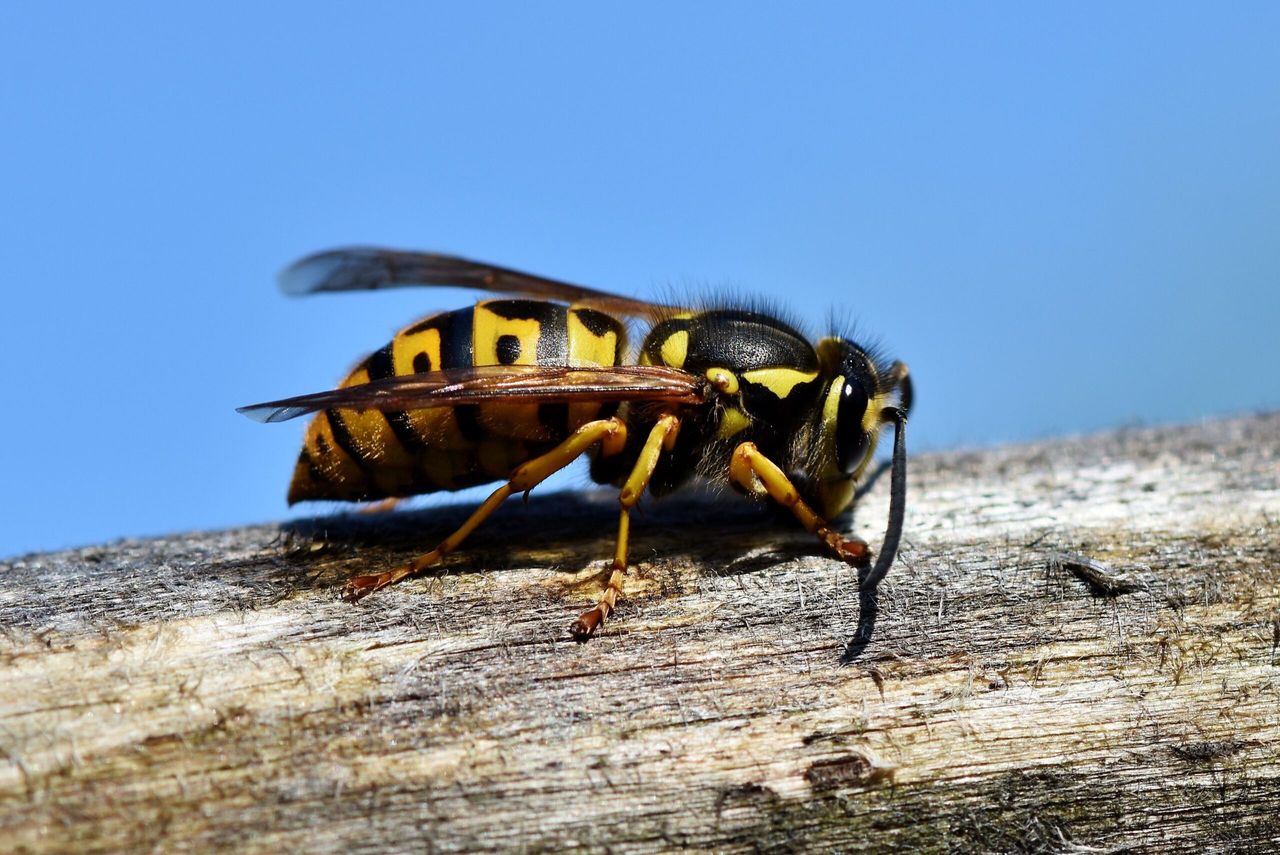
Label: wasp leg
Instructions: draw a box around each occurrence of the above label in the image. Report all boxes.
[728,442,872,566]
[343,416,629,601]
[570,414,681,640]
[358,497,403,515]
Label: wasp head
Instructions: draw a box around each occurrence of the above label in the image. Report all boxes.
[804,337,911,519]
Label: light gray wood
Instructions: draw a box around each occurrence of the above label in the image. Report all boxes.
[2,413,1278,853]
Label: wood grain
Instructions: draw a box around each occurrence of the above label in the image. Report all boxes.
[2,413,1278,853]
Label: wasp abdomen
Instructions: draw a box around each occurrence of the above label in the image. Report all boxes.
[288,299,625,504]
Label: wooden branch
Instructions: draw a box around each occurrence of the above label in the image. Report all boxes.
[3,413,1278,853]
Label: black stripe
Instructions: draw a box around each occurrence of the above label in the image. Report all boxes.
[367,343,395,380]
[483,299,559,321]
[385,410,430,453]
[642,318,691,365]
[325,409,373,472]
[535,303,568,364]
[440,307,475,369]
[454,405,486,442]
[402,312,446,337]
[538,402,570,438]
[439,307,485,440]
[297,448,329,484]
[571,307,619,337]
[368,339,431,451]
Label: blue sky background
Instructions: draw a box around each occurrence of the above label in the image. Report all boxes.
[2,3,1277,557]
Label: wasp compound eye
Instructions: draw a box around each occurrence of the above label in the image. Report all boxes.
[836,379,870,475]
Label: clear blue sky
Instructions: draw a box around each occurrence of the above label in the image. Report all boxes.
[2,3,1277,557]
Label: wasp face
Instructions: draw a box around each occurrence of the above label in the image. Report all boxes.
[810,338,892,518]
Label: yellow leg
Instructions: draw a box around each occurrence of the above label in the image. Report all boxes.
[729,442,871,566]
[358,497,403,515]
[343,416,628,601]
[570,414,680,639]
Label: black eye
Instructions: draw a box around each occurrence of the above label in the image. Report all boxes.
[836,380,870,475]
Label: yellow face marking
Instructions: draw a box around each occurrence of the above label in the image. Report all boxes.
[821,376,844,429]
[820,378,886,483]
[659,330,689,368]
[705,367,739,396]
[717,406,752,439]
[863,392,888,433]
[742,368,819,399]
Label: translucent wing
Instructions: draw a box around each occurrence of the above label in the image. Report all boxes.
[279,247,676,320]
[238,364,706,424]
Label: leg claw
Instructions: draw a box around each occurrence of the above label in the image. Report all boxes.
[341,572,393,602]
[570,608,604,641]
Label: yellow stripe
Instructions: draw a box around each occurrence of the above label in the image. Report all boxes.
[742,368,819,399]
[474,301,549,442]
[313,409,365,485]
[335,367,415,473]
[659,330,689,368]
[567,308,621,427]
[474,301,542,366]
[392,326,442,375]
[566,308,620,367]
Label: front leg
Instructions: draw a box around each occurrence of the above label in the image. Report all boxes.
[728,442,871,567]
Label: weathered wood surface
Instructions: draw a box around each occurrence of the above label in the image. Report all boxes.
[2,413,1278,853]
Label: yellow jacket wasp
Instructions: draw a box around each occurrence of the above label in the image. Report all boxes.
[239,248,911,639]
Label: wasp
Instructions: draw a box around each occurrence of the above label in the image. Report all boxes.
[239,248,912,639]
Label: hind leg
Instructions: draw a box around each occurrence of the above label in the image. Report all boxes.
[343,416,628,601]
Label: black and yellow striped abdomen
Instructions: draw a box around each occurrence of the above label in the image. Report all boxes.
[288,300,625,503]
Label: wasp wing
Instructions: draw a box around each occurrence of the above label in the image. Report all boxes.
[238,364,705,424]
[279,247,676,320]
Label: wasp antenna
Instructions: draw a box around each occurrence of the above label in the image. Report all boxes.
[860,407,906,593]
[885,361,913,419]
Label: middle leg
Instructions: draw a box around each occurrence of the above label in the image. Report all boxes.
[343,416,629,601]
[570,413,681,640]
